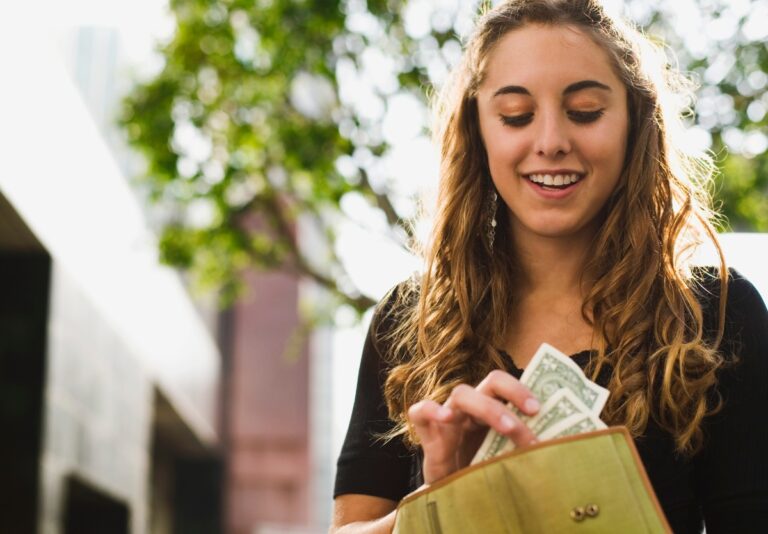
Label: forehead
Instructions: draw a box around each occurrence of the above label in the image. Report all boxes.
[479,23,622,95]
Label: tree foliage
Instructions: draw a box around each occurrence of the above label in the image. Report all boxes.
[120,0,768,315]
[635,0,768,230]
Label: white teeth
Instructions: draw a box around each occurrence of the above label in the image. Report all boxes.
[526,173,582,186]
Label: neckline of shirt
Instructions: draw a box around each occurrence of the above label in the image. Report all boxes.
[499,348,595,374]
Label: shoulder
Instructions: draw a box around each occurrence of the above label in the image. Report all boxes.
[351,279,420,401]
[720,268,768,364]
[693,266,768,394]
[691,266,768,339]
[370,276,421,354]
[374,275,421,317]
[690,269,768,517]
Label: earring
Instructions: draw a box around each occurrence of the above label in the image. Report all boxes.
[486,189,498,249]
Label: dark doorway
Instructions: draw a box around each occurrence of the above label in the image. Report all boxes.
[63,476,130,534]
[0,194,50,534]
[149,390,224,534]
[173,458,223,534]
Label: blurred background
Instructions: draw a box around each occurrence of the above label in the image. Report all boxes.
[0,0,765,533]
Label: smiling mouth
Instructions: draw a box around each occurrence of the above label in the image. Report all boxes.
[523,173,585,191]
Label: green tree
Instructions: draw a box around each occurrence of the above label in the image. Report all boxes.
[120,0,768,315]
[634,0,768,230]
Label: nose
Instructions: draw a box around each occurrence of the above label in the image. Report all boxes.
[533,111,572,158]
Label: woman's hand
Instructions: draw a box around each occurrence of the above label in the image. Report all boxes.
[407,370,540,484]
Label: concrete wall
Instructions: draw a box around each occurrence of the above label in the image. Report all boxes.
[38,264,153,534]
[0,9,221,439]
[0,14,224,534]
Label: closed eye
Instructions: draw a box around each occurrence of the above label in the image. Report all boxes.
[499,113,533,127]
[499,109,605,127]
[568,109,605,123]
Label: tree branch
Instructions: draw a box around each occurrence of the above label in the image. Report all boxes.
[358,167,416,243]
[258,194,376,312]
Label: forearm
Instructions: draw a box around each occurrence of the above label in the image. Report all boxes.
[331,509,397,534]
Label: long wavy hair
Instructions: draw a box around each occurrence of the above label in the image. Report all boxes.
[377,0,728,455]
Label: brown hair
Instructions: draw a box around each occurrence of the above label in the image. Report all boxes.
[378,0,727,455]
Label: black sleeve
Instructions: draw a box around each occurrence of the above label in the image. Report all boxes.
[333,289,415,502]
[694,270,768,532]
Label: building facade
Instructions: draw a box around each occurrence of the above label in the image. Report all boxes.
[0,8,332,533]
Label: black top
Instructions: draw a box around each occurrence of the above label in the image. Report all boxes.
[334,269,768,533]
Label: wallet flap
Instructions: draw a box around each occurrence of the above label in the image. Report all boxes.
[393,427,672,534]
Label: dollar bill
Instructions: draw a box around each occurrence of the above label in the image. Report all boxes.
[472,424,515,464]
[470,343,608,465]
[471,389,591,463]
[538,412,607,440]
[528,389,591,436]
[520,343,608,413]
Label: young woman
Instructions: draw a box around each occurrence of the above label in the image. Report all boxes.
[331,1,768,532]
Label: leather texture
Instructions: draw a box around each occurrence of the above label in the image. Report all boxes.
[393,427,672,534]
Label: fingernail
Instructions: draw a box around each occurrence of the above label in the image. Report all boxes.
[524,398,540,414]
[500,414,516,432]
[438,406,452,420]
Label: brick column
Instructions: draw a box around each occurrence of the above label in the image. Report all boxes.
[224,269,310,534]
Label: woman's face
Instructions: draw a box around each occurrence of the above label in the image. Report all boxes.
[476,24,629,243]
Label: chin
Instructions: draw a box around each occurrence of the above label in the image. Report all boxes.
[510,212,598,241]
[524,220,594,240]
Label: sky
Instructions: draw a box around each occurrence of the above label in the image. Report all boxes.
[38,0,175,64]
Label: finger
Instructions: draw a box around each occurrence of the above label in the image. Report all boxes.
[475,369,541,416]
[408,399,454,427]
[408,400,465,482]
[408,400,458,448]
[445,384,538,446]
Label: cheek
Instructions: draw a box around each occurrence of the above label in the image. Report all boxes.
[479,110,525,167]
[586,122,628,175]
[483,127,527,173]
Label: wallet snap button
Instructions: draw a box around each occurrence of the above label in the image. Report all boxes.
[585,504,599,517]
[570,506,586,522]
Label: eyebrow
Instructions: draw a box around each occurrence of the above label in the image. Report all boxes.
[493,79,612,97]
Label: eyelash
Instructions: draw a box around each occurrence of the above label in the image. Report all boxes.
[499,109,605,127]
